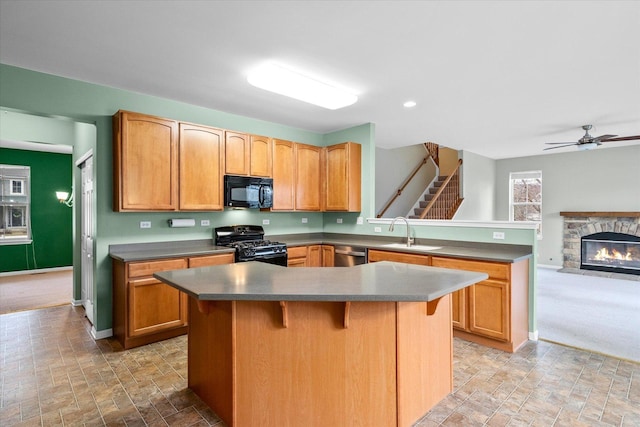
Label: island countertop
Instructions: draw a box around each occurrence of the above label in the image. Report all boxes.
[154,261,488,302]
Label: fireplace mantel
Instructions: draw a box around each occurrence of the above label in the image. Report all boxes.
[560,212,640,217]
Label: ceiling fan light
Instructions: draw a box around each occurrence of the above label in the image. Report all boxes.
[578,142,598,151]
[247,62,358,110]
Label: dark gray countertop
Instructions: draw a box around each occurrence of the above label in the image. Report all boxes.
[154,261,488,302]
[272,233,532,263]
[109,239,234,262]
[109,233,532,263]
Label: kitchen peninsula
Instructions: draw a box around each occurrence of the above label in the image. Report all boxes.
[155,261,488,427]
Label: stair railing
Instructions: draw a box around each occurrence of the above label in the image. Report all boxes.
[376,152,434,218]
[419,158,463,219]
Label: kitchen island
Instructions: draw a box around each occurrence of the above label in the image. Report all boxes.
[154,261,488,427]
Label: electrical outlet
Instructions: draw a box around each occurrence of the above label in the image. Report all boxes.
[493,231,505,240]
[200,219,210,226]
[336,218,343,224]
[301,218,308,224]
[140,221,151,229]
[357,217,363,225]
[374,226,382,233]
[262,219,270,225]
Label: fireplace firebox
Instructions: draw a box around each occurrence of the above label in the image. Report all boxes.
[581,232,640,276]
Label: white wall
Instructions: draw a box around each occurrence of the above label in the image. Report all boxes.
[495,145,640,266]
[454,150,496,221]
[375,145,435,218]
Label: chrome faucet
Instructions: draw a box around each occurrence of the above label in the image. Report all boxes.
[389,216,414,247]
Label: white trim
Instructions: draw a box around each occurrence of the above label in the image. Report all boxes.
[71,299,83,307]
[537,264,560,270]
[92,327,113,340]
[367,218,539,229]
[75,148,93,167]
[0,265,72,277]
[529,330,539,341]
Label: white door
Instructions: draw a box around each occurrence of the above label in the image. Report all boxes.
[80,155,95,324]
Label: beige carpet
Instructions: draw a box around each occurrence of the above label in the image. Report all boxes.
[536,267,640,362]
[0,270,72,314]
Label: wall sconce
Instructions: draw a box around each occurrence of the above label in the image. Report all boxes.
[56,190,74,207]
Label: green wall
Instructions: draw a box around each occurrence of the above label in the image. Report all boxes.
[0,148,72,271]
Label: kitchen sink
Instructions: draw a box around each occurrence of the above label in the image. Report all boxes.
[381,243,442,251]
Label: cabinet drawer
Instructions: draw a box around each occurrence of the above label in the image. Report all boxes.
[287,246,308,258]
[128,258,188,278]
[188,253,235,268]
[431,257,509,280]
[368,249,430,265]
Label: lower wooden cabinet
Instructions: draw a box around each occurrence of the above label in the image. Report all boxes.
[431,256,529,352]
[113,253,234,349]
[321,245,335,267]
[369,249,529,353]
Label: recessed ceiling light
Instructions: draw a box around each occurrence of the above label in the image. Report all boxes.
[247,62,358,110]
[403,101,417,108]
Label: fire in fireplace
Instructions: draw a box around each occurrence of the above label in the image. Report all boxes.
[581,232,640,276]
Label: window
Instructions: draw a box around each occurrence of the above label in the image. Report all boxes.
[1,165,31,243]
[509,171,542,238]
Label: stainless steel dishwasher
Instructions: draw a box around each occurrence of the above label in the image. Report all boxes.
[333,245,367,267]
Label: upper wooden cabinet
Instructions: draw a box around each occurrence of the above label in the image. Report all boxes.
[295,143,323,211]
[224,132,273,177]
[250,135,272,177]
[325,142,361,212]
[272,139,296,210]
[179,123,224,211]
[224,132,250,176]
[113,111,178,211]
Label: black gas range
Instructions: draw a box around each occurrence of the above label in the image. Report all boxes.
[215,225,287,266]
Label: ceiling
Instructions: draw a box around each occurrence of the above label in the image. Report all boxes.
[1,1,639,159]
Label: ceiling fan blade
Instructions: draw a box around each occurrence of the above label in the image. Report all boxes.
[599,135,640,142]
[545,141,577,145]
[592,134,618,142]
[543,143,577,150]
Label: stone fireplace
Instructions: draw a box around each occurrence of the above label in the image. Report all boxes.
[560,212,640,279]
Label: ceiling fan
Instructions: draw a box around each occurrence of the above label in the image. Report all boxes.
[544,125,640,151]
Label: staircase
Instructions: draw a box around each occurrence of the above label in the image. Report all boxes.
[408,159,463,220]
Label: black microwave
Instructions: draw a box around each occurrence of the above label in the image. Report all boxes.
[224,175,273,208]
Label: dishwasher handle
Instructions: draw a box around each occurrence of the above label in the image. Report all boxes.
[334,249,366,257]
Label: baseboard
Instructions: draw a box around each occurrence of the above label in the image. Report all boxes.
[529,330,539,341]
[92,327,113,340]
[71,299,83,307]
[0,266,73,277]
[536,264,560,270]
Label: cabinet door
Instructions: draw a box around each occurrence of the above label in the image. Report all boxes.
[325,142,361,212]
[128,277,188,337]
[321,245,335,267]
[225,131,250,175]
[295,143,322,211]
[468,279,510,341]
[188,253,235,268]
[250,135,273,177]
[114,111,178,211]
[272,139,296,210]
[179,123,224,210]
[450,288,466,331]
[307,245,322,267]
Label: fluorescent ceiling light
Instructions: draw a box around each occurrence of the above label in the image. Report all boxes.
[403,101,417,108]
[247,63,358,110]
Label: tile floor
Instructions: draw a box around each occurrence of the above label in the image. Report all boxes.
[1,305,638,426]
